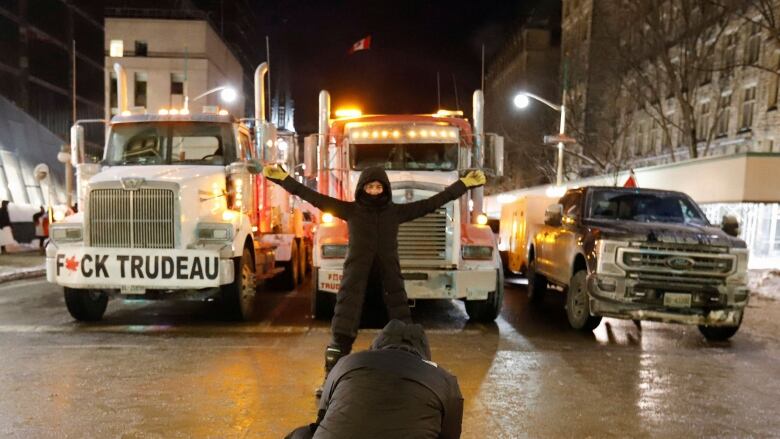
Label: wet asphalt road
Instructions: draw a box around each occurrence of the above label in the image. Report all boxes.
[0,276,779,438]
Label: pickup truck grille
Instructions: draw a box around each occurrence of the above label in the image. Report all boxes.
[618,247,735,277]
[398,207,448,264]
[88,188,176,248]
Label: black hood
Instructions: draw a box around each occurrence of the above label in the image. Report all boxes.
[355,166,392,207]
[586,219,746,248]
[370,319,432,361]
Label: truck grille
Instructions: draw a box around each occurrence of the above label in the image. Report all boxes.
[619,247,735,277]
[398,207,448,264]
[88,188,176,248]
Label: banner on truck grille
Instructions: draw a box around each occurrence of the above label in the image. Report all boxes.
[53,248,222,289]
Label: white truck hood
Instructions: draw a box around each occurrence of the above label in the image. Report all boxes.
[89,165,226,186]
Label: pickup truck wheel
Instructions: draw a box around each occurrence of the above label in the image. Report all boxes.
[527,258,547,304]
[566,270,602,331]
[465,269,504,322]
[698,323,741,341]
[311,271,335,320]
[221,247,257,321]
[64,288,108,321]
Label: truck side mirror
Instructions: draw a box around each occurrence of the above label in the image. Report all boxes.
[486,133,504,177]
[721,214,740,237]
[245,159,262,175]
[303,134,318,178]
[544,204,563,227]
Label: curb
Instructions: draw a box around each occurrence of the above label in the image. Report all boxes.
[0,267,46,285]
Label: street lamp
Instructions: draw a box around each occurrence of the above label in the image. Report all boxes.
[513,90,567,187]
[184,85,238,111]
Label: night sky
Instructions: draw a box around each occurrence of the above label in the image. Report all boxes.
[257,0,556,133]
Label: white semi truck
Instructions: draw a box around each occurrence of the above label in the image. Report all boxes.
[46,63,309,321]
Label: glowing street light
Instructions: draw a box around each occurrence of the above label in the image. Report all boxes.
[513,90,567,187]
[184,85,239,111]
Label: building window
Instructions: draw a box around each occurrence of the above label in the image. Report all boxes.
[110,72,118,115]
[134,40,148,57]
[696,101,710,141]
[109,39,124,57]
[723,33,737,72]
[745,22,760,64]
[170,73,184,107]
[740,86,756,130]
[134,72,147,108]
[769,56,780,110]
[717,94,731,136]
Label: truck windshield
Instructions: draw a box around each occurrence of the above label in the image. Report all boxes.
[105,122,236,166]
[349,143,458,171]
[587,190,709,225]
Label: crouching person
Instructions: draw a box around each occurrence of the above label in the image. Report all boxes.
[286,319,464,439]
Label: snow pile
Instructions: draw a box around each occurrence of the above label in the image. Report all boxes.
[749,269,780,300]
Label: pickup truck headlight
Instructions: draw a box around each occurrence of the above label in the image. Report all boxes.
[197,223,233,242]
[727,248,749,285]
[595,239,625,275]
[50,224,83,244]
[321,244,348,259]
[462,245,493,260]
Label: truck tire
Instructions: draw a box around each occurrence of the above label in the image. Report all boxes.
[310,271,335,320]
[465,269,504,322]
[527,258,547,304]
[565,269,602,331]
[64,288,108,321]
[220,247,257,321]
[277,240,300,290]
[698,323,741,341]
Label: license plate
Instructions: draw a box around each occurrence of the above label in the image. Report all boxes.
[664,292,691,308]
[121,285,146,295]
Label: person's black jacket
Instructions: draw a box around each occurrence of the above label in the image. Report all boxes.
[305,320,463,439]
[270,167,468,337]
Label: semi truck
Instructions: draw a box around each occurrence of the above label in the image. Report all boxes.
[302,90,505,322]
[45,62,309,321]
[517,186,749,340]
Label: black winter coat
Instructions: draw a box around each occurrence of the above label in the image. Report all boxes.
[313,321,463,439]
[274,167,468,338]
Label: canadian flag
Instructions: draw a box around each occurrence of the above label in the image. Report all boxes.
[348,36,372,54]
[623,169,638,188]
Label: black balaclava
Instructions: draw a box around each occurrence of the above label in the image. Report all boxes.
[370,319,432,361]
[355,166,392,208]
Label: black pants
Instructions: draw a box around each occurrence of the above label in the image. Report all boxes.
[330,257,412,352]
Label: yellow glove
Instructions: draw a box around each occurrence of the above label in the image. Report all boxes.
[263,164,289,181]
[460,170,486,188]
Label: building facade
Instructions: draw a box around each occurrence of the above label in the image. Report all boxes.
[104,17,245,119]
[550,0,780,267]
[0,0,104,207]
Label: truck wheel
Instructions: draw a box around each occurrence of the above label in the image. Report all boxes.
[465,269,504,322]
[698,323,741,341]
[64,288,108,322]
[566,270,602,331]
[278,241,300,290]
[527,258,547,304]
[221,247,257,321]
[310,271,335,320]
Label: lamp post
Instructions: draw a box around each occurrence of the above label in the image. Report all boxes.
[513,90,567,187]
[184,85,238,111]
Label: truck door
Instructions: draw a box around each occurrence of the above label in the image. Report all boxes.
[550,192,583,283]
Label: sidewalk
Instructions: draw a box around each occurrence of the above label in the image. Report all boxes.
[0,244,46,284]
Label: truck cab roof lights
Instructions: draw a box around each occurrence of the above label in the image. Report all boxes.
[435,109,464,117]
[218,109,229,116]
[158,109,169,115]
[335,108,362,118]
[321,212,334,224]
[476,213,488,226]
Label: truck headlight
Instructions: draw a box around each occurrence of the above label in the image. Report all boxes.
[595,239,625,275]
[727,248,749,284]
[197,223,233,242]
[462,245,493,260]
[50,224,83,243]
[321,244,348,259]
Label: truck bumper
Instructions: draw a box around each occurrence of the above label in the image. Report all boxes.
[586,273,748,327]
[316,267,497,300]
[46,244,234,292]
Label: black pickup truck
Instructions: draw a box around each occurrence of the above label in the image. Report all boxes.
[527,186,749,340]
